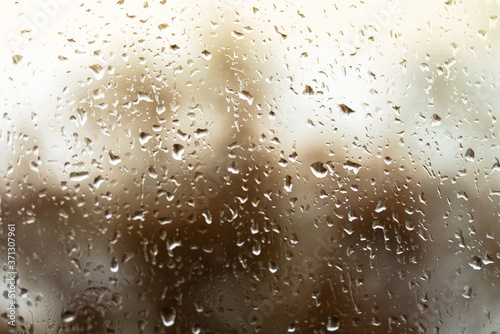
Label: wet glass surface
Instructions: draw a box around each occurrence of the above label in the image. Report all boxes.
[1,1,500,333]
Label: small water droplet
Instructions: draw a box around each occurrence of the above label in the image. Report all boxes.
[69,171,89,182]
[172,144,184,160]
[252,242,261,256]
[269,261,278,273]
[239,90,254,105]
[168,238,181,251]
[89,64,104,80]
[158,23,169,30]
[139,132,153,145]
[465,148,475,162]
[232,30,244,39]
[110,256,119,273]
[159,217,172,225]
[310,162,328,178]
[109,151,121,165]
[194,128,209,138]
[62,310,76,323]
[12,54,23,64]
[170,44,180,54]
[339,104,355,115]
[344,160,361,174]
[160,307,176,327]
[371,316,381,326]
[303,85,314,95]
[201,49,212,60]
[462,285,472,298]
[405,220,415,231]
[326,315,339,331]
[375,198,387,213]
[431,114,442,125]
[202,209,212,224]
[191,324,202,334]
[284,175,293,192]
[469,256,482,270]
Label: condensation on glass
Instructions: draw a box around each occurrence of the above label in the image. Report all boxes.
[1,0,499,333]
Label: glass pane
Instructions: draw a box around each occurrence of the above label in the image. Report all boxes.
[1,0,499,333]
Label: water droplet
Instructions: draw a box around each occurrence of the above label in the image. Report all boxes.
[310,162,328,178]
[344,160,361,174]
[339,104,355,115]
[462,285,472,298]
[168,238,181,251]
[252,242,261,256]
[69,171,89,182]
[431,114,442,125]
[170,44,180,54]
[405,220,415,231]
[89,64,104,80]
[371,316,381,326]
[469,256,482,270]
[159,217,172,225]
[194,128,209,138]
[239,90,254,105]
[62,310,76,323]
[202,209,212,224]
[172,144,184,160]
[232,30,244,39]
[139,132,153,145]
[158,23,169,30]
[375,199,387,213]
[76,108,87,126]
[465,148,475,162]
[303,85,314,95]
[12,55,23,64]
[191,324,202,333]
[160,307,176,327]
[284,175,293,192]
[109,151,121,165]
[201,50,212,61]
[110,256,119,273]
[326,315,339,331]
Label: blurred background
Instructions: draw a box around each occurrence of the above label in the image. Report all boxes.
[1,0,500,333]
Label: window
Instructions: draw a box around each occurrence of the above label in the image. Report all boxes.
[1,0,499,333]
